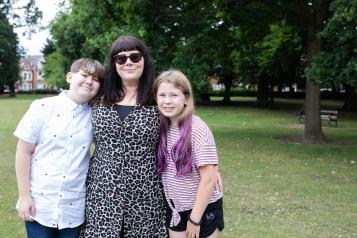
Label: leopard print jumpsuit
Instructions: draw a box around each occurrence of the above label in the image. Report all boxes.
[80,100,167,237]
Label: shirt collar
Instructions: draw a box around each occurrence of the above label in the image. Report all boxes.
[59,91,89,112]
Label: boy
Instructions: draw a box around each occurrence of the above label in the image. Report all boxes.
[14,58,104,238]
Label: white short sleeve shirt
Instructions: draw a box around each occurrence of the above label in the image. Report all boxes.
[14,91,93,229]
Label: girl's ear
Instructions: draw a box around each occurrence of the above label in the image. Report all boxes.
[66,72,72,83]
[185,95,189,106]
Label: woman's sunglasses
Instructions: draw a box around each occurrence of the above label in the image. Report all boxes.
[114,52,143,65]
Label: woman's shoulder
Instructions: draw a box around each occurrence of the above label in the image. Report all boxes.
[89,97,103,107]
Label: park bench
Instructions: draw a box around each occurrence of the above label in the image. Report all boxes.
[297,110,338,127]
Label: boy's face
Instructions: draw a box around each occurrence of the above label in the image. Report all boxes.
[66,69,100,102]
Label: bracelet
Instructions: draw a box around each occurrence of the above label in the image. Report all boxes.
[188,216,202,226]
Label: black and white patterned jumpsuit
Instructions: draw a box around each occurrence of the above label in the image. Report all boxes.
[80,100,167,238]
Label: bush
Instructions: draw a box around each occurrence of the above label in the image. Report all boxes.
[209,88,257,97]
[16,89,59,94]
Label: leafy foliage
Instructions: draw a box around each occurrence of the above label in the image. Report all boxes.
[0,0,42,95]
[305,0,357,88]
[255,20,302,87]
[0,15,19,93]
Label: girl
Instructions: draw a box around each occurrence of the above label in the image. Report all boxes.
[154,70,224,238]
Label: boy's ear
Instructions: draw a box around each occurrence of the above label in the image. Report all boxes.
[66,72,72,83]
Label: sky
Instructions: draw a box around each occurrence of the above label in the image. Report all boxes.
[14,0,61,56]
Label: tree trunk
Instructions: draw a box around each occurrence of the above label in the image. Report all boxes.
[342,84,357,111]
[304,81,324,142]
[257,73,269,107]
[268,84,275,109]
[288,85,295,98]
[303,0,329,143]
[221,73,233,104]
[8,81,16,97]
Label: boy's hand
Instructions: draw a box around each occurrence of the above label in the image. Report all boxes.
[186,221,200,238]
[18,195,35,221]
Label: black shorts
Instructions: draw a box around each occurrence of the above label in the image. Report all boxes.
[166,198,224,238]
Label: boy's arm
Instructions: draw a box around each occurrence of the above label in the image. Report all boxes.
[15,139,36,221]
[186,164,217,238]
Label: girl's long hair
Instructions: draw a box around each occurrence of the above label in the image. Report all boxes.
[154,70,195,177]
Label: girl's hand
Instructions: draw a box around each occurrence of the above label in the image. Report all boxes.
[186,220,200,238]
[18,195,35,221]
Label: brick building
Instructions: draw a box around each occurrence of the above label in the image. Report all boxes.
[16,55,46,91]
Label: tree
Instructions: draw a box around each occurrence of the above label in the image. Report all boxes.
[305,0,357,111]
[0,0,42,96]
[47,0,131,76]
[255,20,302,108]
[0,14,19,96]
[303,0,330,143]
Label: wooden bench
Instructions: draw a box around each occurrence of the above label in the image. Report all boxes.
[297,110,338,127]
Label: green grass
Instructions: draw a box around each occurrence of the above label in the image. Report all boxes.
[1,95,357,237]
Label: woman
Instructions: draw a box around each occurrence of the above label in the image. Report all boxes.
[81,35,167,237]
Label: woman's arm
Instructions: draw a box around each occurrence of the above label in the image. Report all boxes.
[186,164,217,238]
[15,139,36,221]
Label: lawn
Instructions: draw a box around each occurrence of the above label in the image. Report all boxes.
[1,95,356,238]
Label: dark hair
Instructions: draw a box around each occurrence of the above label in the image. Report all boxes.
[102,35,155,105]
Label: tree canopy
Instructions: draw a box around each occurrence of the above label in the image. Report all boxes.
[44,0,357,142]
[0,0,42,95]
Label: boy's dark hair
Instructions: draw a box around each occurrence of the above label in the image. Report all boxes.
[102,35,155,106]
[70,58,105,83]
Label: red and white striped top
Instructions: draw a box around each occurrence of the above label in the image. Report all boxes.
[162,115,223,227]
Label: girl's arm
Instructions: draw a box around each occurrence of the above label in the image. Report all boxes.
[216,166,223,192]
[186,164,217,238]
[15,139,36,221]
